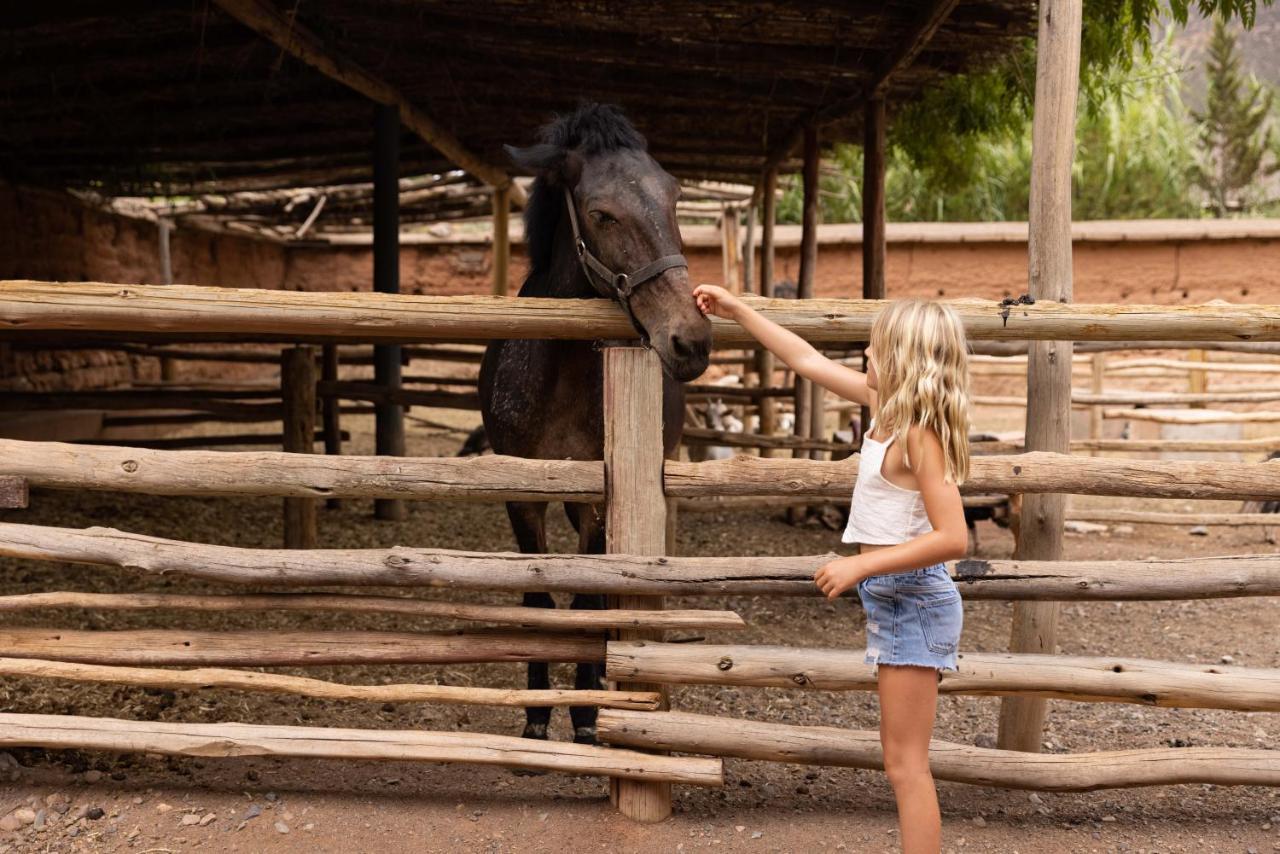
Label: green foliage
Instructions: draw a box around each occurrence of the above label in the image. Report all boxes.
[778,30,1202,222]
[890,0,1272,194]
[1189,15,1279,214]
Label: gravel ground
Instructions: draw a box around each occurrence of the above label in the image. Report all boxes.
[0,409,1276,853]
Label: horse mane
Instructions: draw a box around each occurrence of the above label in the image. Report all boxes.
[521,103,648,292]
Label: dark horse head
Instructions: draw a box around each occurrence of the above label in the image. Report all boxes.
[504,103,711,381]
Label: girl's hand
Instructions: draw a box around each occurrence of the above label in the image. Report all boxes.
[814,555,867,600]
[692,284,743,321]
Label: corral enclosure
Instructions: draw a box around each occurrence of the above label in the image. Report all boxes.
[2,1,1280,852]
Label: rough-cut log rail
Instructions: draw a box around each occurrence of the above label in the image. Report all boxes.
[597,710,1280,791]
[950,554,1280,600]
[0,657,659,710]
[0,440,601,502]
[0,591,745,632]
[2,282,1278,345]
[0,524,1275,601]
[0,713,722,786]
[607,642,1280,711]
[0,628,604,667]
[4,440,1279,502]
[663,454,1280,502]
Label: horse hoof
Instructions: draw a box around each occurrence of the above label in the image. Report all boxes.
[573,726,597,746]
[521,722,549,741]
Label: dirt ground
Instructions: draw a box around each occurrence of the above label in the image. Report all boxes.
[0,409,1277,854]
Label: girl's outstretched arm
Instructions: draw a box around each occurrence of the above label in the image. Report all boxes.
[693,284,874,406]
[814,425,969,599]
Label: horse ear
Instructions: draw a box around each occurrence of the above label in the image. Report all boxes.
[504,144,584,186]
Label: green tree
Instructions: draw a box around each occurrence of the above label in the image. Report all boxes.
[1189,15,1278,215]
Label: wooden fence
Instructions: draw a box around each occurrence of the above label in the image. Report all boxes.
[1,281,1279,822]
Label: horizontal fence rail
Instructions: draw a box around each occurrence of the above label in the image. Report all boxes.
[4,441,1280,502]
[0,713,723,785]
[0,523,1276,601]
[597,710,1280,791]
[0,657,662,710]
[607,642,1280,712]
[3,281,1279,344]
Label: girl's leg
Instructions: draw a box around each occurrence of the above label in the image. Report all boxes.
[877,664,941,853]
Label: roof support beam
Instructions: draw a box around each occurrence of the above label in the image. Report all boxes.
[760,0,960,176]
[211,0,526,206]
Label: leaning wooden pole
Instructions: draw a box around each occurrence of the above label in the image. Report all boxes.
[998,0,1083,753]
[373,103,407,522]
[604,346,671,822]
[281,346,317,548]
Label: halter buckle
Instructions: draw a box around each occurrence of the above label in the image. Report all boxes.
[614,273,630,295]
[575,238,587,258]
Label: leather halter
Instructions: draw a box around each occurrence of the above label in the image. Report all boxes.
[562,186,687,346]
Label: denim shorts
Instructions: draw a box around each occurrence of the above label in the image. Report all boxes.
[855,563,963,678]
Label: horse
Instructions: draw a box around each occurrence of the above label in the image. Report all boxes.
[478,103,711,744]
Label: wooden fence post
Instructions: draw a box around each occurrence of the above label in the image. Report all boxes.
[492,184,511,297]
[1089,353,1105,454]
[373,102,406,522]
[281,346,317,548]
[860,96,887,441]
[997,0,1082,753]
[321,345,343,510]
[604,346,671,822]
[755,169,779,458]
[1188,348,1208,409]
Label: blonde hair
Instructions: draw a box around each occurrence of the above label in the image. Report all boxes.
[869,299,972,484]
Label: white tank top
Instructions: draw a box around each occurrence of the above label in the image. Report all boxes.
[841,420,934,545]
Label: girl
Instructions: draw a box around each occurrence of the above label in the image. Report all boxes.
[692,286,971,854]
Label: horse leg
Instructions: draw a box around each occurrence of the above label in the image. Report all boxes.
[564,501,608,744]
[507,500,554,741]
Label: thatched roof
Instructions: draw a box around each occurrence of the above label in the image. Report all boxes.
[2,1,1036,195]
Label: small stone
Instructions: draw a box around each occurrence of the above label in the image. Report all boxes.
[973,815,987,827]
[281,811,294,822]
[199,813,217,827]
[67,825,79,838]
[32,810,45,830]
[264,792,277,802]
[735,826,745,833]
[303,823,314,831]
[1028,793,1044,805]
[44,793,68,810]
[1188,525,1209,536]
[1113,525,1135,535]
[131,797,143,806]
[1101,815,1117,822]
[1222,654,1235,664]
[181,814,201,826]
[242,805,262,821]
[0,816,20,832]
[537,813,548,822]
[126,828,140,840]
[274,820,289,834]
[155,803,174,814]
[751,830,763,839]
[82,770,103,783]
[12,808,35,827]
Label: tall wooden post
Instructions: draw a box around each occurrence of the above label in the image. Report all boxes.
[1188,348,1208,409]
[755,170,779,457]
[742,201,756,296]
[492,184,511,296]
[281,346,317,548]
[721,205,742,295]
[373,103,406,521]
[793,123,820,460]
[860,97,887,442]
[604,346,670,822]
[157,219,177,383]
[997,0,1082,753]
[321,345,343,510]
[1088,352,1105,454]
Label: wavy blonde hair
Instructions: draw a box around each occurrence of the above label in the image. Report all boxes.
[870,299,972,484]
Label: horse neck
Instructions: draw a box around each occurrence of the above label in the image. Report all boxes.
[525,202,599,300]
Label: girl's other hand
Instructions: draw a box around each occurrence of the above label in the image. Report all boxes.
[814,555,866,600]
[692,284,742,321]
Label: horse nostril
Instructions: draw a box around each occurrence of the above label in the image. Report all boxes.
[670,334,693,359]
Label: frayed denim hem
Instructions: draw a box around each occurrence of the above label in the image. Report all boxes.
[866,653,958,680]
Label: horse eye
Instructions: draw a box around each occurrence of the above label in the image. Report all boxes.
[590,210,617,225]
